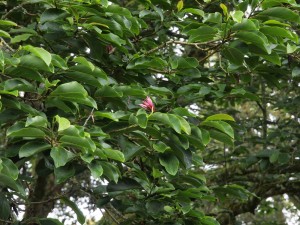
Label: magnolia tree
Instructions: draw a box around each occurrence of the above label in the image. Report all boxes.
[0,0,300,225]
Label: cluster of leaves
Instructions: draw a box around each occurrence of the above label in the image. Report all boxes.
[0,0,299,225]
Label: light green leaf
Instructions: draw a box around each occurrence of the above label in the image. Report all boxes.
[50,147,75,168]
[0,30,10,38]
[205,114,235,122]
[73,56,95,71]
[23,45,52,66]
[100,0,108,7]
[102,148,125,162]
[177,0,184,11]
[181,8,204,17]
[0,90,19,97]
[55,115,71,131]
[153,142,170,153]
[230,10,244,23]
[11,34,33,43]
[220,3,229,20]
[25,116,47,127]
[0,20,17,26]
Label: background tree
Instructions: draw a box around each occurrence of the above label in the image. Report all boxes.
[0,0,299,225]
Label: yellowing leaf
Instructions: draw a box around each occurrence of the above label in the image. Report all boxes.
[220,3,229,20]
[177,0,184,12]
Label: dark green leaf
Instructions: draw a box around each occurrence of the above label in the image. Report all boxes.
[88,160,103,178]
[19,141,51,158]
[159,153,179,176]
[61,197,85,224]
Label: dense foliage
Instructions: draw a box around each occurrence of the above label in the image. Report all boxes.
[0,0,300,224]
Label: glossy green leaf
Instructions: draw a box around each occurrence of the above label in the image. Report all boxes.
[0,30,10,38]
[236,31,271,54]
[102,148,125,162]
[7,125,46,138]
[232,19,259,31]
[73,56,95,71]
[200,216,220,225]
[159,153,179,176]
[55,115,71,131]
[19,141,51,158]
[260,26,297,41]
[202,121,234,138]
[50,147,75,168]
[49,81,97,108]
[209,129,234,146]
[23,45,52,66]
[99,33,126,46]
[0,174,25,196]
[258,7,300,23]
[153,141,170,153]
[0,20,17,26]
[0,158,18,180]
[100,161,120,183]
[88,160,103,178]
[60,135,96,152]
[25,116,47,127]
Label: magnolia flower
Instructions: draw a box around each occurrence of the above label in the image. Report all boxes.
[139,96,155,113]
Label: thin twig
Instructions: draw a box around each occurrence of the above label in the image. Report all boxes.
[2,2,28,19]
[0,218,14,224]
[15,192,67,205]
[143,39,222,56]
[103,206,120,224]
[108,124,139,134]
[83,108,95,127]
[0,37,14,52]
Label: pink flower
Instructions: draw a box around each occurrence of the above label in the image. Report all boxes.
[139,96,155,112]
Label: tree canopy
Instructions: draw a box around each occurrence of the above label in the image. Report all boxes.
[0,0,300,224]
